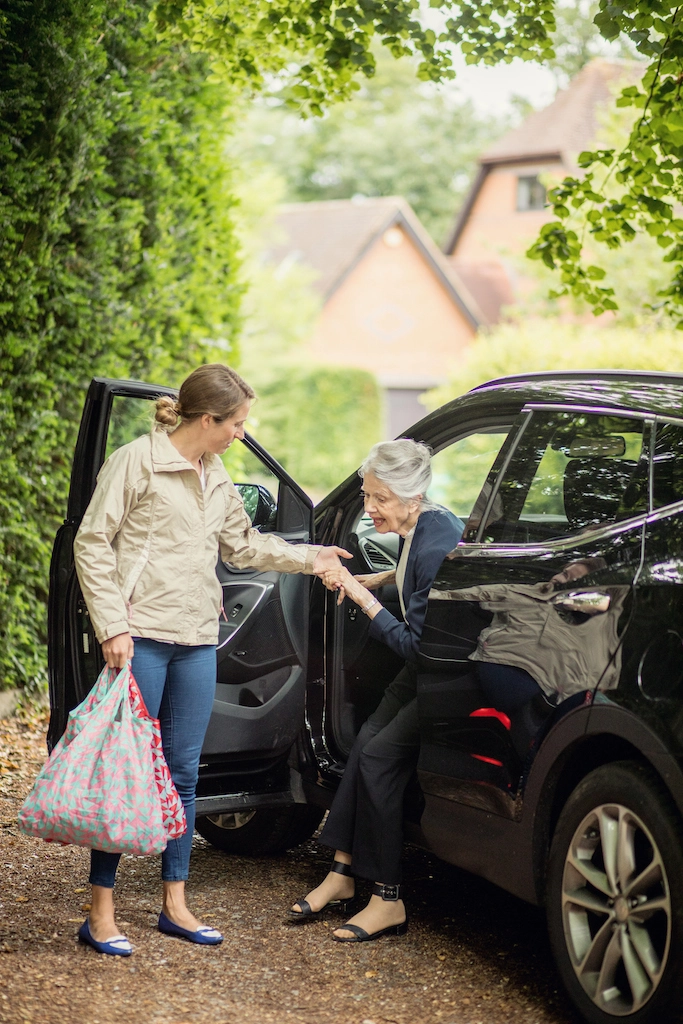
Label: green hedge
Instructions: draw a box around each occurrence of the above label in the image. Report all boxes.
[0,1,241,689]
[250,367,382,497]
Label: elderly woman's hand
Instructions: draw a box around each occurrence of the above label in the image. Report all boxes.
[355,570,395,590]
[323,566,377,610]
[321,567,347,604]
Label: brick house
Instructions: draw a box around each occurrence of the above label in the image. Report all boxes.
[444,59,639,323]
[266,196,482,436]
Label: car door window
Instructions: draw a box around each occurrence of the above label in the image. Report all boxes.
[429,429,511,521]
[106,396,157,457]
[233,445,280,530]
[479,410,650,544]
[652,421,683,509]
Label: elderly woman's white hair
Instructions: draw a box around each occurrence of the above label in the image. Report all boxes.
[359,438,439,511]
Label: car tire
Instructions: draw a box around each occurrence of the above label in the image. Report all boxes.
[195,804,324,856]
[546,761,683,1024]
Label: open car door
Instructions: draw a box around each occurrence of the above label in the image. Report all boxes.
[48,377,322,848]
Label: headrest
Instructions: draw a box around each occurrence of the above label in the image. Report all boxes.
[563,458,639,531]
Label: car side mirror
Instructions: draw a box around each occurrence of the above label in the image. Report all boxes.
[234,483,278,530]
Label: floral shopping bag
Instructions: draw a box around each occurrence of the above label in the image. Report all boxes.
[127,673,186,841]
[18,664,185,854]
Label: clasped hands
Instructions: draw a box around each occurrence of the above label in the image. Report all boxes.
[321,566,379,608]
[313,548,385,607]
[101,549,374,669]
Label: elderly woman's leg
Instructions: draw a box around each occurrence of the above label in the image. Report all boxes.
[290,665,416,919]
[288,720,375,917]
[331,696,419,941]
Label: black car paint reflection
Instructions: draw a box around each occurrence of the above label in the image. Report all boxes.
[417,557,631,814]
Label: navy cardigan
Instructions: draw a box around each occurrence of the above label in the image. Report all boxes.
[368,507,464,663]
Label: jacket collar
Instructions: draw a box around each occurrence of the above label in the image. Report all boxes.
[150,428,230,493]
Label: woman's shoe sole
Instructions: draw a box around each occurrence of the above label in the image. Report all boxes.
[332,920,408,943]
[287,897,356,922]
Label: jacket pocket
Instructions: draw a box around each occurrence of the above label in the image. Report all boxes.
[121,493,158,603]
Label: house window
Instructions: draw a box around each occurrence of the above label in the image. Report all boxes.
[517,175,546,212]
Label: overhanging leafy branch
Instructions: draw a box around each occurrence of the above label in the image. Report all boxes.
[527,2,683,322]
[154,0,557,112]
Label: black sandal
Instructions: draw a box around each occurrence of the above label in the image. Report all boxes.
[287,861,356,921]
[331,883,408,943]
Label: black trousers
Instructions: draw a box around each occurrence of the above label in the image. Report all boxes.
[318,663,419,885]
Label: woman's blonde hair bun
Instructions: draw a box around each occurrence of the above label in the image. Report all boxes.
[154,395,180,429]
[153,364,255,433]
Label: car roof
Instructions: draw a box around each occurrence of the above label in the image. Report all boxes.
[468,370,683,420]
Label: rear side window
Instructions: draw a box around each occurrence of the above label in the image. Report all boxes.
[351,426,511,570]
[652,422,683,509]
[478,410,650,544]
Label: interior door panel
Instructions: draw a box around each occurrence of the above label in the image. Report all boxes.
[217,578,273,661]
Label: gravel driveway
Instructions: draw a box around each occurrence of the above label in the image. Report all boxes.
[0,708,574,1024]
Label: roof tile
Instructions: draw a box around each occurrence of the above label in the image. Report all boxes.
[481,58,642,165]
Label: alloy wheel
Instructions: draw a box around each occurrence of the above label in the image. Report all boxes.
[207,810,257,830]
[561,802,671,1016]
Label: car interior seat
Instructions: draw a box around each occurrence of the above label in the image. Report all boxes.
[563,457,640,531]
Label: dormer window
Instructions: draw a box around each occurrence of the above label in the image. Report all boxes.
[517,175,546,211]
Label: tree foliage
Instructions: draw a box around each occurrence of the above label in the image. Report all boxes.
[156,0,453,113]
[154,0,556,114]
[233,50,503,243]
[163,0,683,321]
[546,0,638,83]
[0,1,241,689]
[251,366,382,496]
[524,2,683,324]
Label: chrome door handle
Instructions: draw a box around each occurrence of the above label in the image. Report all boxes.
[552,591,611,614]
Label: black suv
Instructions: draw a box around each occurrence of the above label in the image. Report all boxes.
[50,371,683,1024]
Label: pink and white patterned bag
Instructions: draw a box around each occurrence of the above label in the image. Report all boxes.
[18,664,186,854]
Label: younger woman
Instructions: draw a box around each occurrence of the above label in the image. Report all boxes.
[74,363,348,955]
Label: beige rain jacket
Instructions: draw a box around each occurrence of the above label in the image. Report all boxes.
[74,428,321,645]
[431,582,627,701]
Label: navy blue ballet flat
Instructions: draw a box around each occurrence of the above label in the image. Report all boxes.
[78,919,132,956]
[158,911,223,945]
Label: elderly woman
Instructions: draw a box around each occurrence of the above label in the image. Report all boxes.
[288,439,464,942]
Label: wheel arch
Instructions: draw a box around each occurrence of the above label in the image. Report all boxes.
[526,705,683,906]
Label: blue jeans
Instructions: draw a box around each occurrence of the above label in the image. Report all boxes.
[476,661,543,715]
[89,640,217,887]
